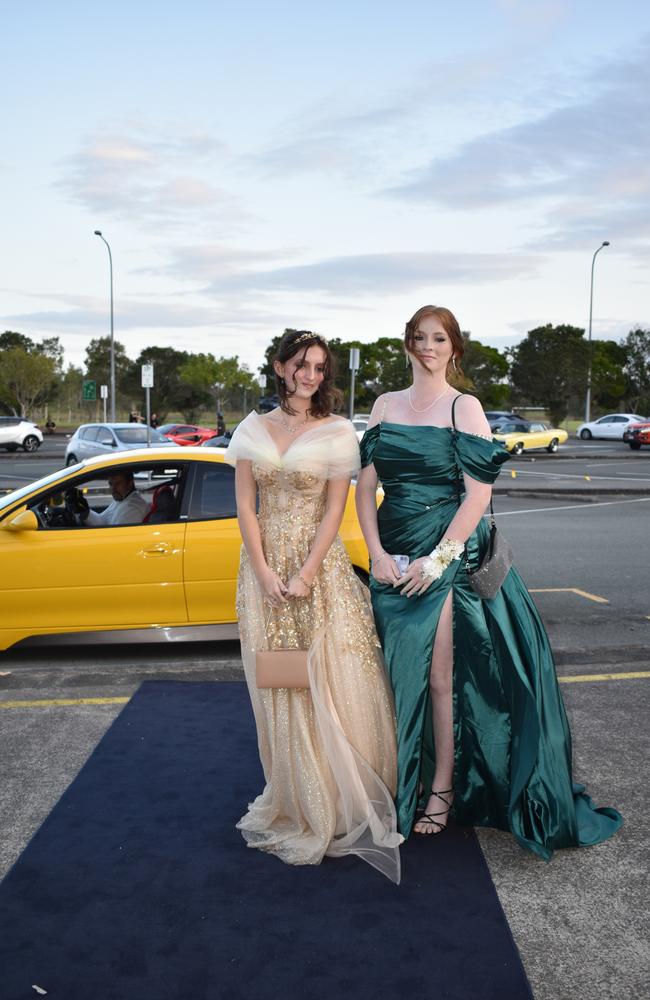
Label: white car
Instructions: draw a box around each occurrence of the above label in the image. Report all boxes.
[65,422,177,465]
[0,416,43,452]
[576,413,646,440]
[351,415,370,441]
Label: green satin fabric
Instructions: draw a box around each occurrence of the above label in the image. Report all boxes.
[361,422,622,859]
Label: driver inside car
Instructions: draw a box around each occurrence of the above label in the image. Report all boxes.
[70,471,150,527]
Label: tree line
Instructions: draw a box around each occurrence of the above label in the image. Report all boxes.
[1,325,649,427]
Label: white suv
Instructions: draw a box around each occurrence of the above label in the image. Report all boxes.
[0,417,43,452]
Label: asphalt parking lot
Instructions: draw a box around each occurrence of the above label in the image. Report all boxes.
[1,445,649,1000]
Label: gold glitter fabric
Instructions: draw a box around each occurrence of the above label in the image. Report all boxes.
[226,413,403,884]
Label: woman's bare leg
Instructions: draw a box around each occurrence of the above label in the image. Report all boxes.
[414,591,454,834]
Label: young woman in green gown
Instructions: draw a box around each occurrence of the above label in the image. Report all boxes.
[355,305,622,859]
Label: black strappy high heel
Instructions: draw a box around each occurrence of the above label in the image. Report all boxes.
[414,787,454,834]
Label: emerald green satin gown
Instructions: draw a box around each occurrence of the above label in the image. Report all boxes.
[361,421,622,859]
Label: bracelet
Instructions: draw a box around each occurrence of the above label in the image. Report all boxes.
[420,537,464,581]
[298,572,312,589]
[371,551,389,568]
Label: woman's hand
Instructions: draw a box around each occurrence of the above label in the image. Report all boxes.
[286,572,311,600]
[371,552,403,586]
[398,557,434,598]
[258,566,288,607]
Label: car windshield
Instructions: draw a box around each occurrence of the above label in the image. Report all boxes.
[0,467,81,512]
[115,427,169,444]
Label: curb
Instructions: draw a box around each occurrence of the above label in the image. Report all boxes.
[493,487,650,499]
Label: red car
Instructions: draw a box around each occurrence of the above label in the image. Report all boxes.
[623,421,650,450]
[158,423,218,446]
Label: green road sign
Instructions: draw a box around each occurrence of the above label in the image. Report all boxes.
[82,380,96,401]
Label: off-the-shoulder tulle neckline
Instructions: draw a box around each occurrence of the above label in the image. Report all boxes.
[370,422,494,442]
[252,410,350,459]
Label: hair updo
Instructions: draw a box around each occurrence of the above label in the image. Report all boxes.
[274,330,343,417]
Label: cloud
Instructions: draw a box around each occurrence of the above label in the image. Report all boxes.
[145,243,301,283]
[247,51,515,181]
[203,250,542,297]
[0,287,299,340]
[384,39,650,251]
[56,128,249,231]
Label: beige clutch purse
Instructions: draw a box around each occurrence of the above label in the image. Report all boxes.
[255,649,310,689]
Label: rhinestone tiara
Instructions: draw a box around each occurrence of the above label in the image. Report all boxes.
[292,331,327,345]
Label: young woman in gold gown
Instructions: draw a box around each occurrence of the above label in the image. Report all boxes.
[225,330,402,883]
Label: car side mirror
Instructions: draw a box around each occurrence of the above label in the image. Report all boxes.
[2,509,39,532]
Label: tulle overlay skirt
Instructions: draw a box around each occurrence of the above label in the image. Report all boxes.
[236,533,403,883]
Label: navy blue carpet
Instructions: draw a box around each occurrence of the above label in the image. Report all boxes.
[0,681,533,1000]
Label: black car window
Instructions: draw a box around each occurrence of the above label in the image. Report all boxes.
[27,464,185,530]
[80,426,100,441]
[611,416,628,423]
[96,427,116,446]
[188,463,236,520]
[0,416,20,427]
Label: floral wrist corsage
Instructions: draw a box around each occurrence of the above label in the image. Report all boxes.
[420,537,465,581]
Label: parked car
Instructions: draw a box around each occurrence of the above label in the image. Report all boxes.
[484,411,531,432]
[0,416,43,453]
[201,432,233,447]
[351,415,369,440]
[622,421,650,450]
[258,394,281,413]
[493,421,568,455]
[575,414,646,440]
[65,423,176,465]
[158,423,218,446]
[0,447,371,651]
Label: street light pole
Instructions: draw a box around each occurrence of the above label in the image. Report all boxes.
[584,240,610,424]
[94,231,116,422]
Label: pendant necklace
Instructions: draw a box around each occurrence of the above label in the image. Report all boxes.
[408,384,450,414]
[278,412,311,435]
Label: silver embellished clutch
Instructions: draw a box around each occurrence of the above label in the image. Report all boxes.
[466,523,513,599]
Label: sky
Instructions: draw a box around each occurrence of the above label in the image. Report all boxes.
[2,0,649,378]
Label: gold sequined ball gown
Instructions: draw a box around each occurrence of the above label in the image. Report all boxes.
[225,412,403,883]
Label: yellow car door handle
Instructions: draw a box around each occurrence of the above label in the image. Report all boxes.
[142,544,171,555]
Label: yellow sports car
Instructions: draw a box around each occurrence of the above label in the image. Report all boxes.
[493,420,569,455]
[0,448,370,652]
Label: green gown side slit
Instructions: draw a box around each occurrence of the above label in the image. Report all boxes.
[360,421,622,859]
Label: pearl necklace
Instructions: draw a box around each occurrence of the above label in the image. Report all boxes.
[278,412,311,434]
[408,385,450,414]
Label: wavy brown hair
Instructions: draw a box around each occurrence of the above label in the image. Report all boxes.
[274,330,343,418]
[404,305,465,380]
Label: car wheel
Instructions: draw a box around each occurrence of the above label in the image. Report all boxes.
[66,454,78,466]
[6,443,19,452]
[580,429,592,440]
[546,438,559,453]
[511,442,524,455]
[629,441,642,450]
[23,435,40,452]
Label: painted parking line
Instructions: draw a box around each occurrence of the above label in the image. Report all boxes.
[494,496,650,515]
[509,468,650,483]
[529,587,609,604]
[0,696,129,709]
[558,671,650,683]
[2,672,650,709]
